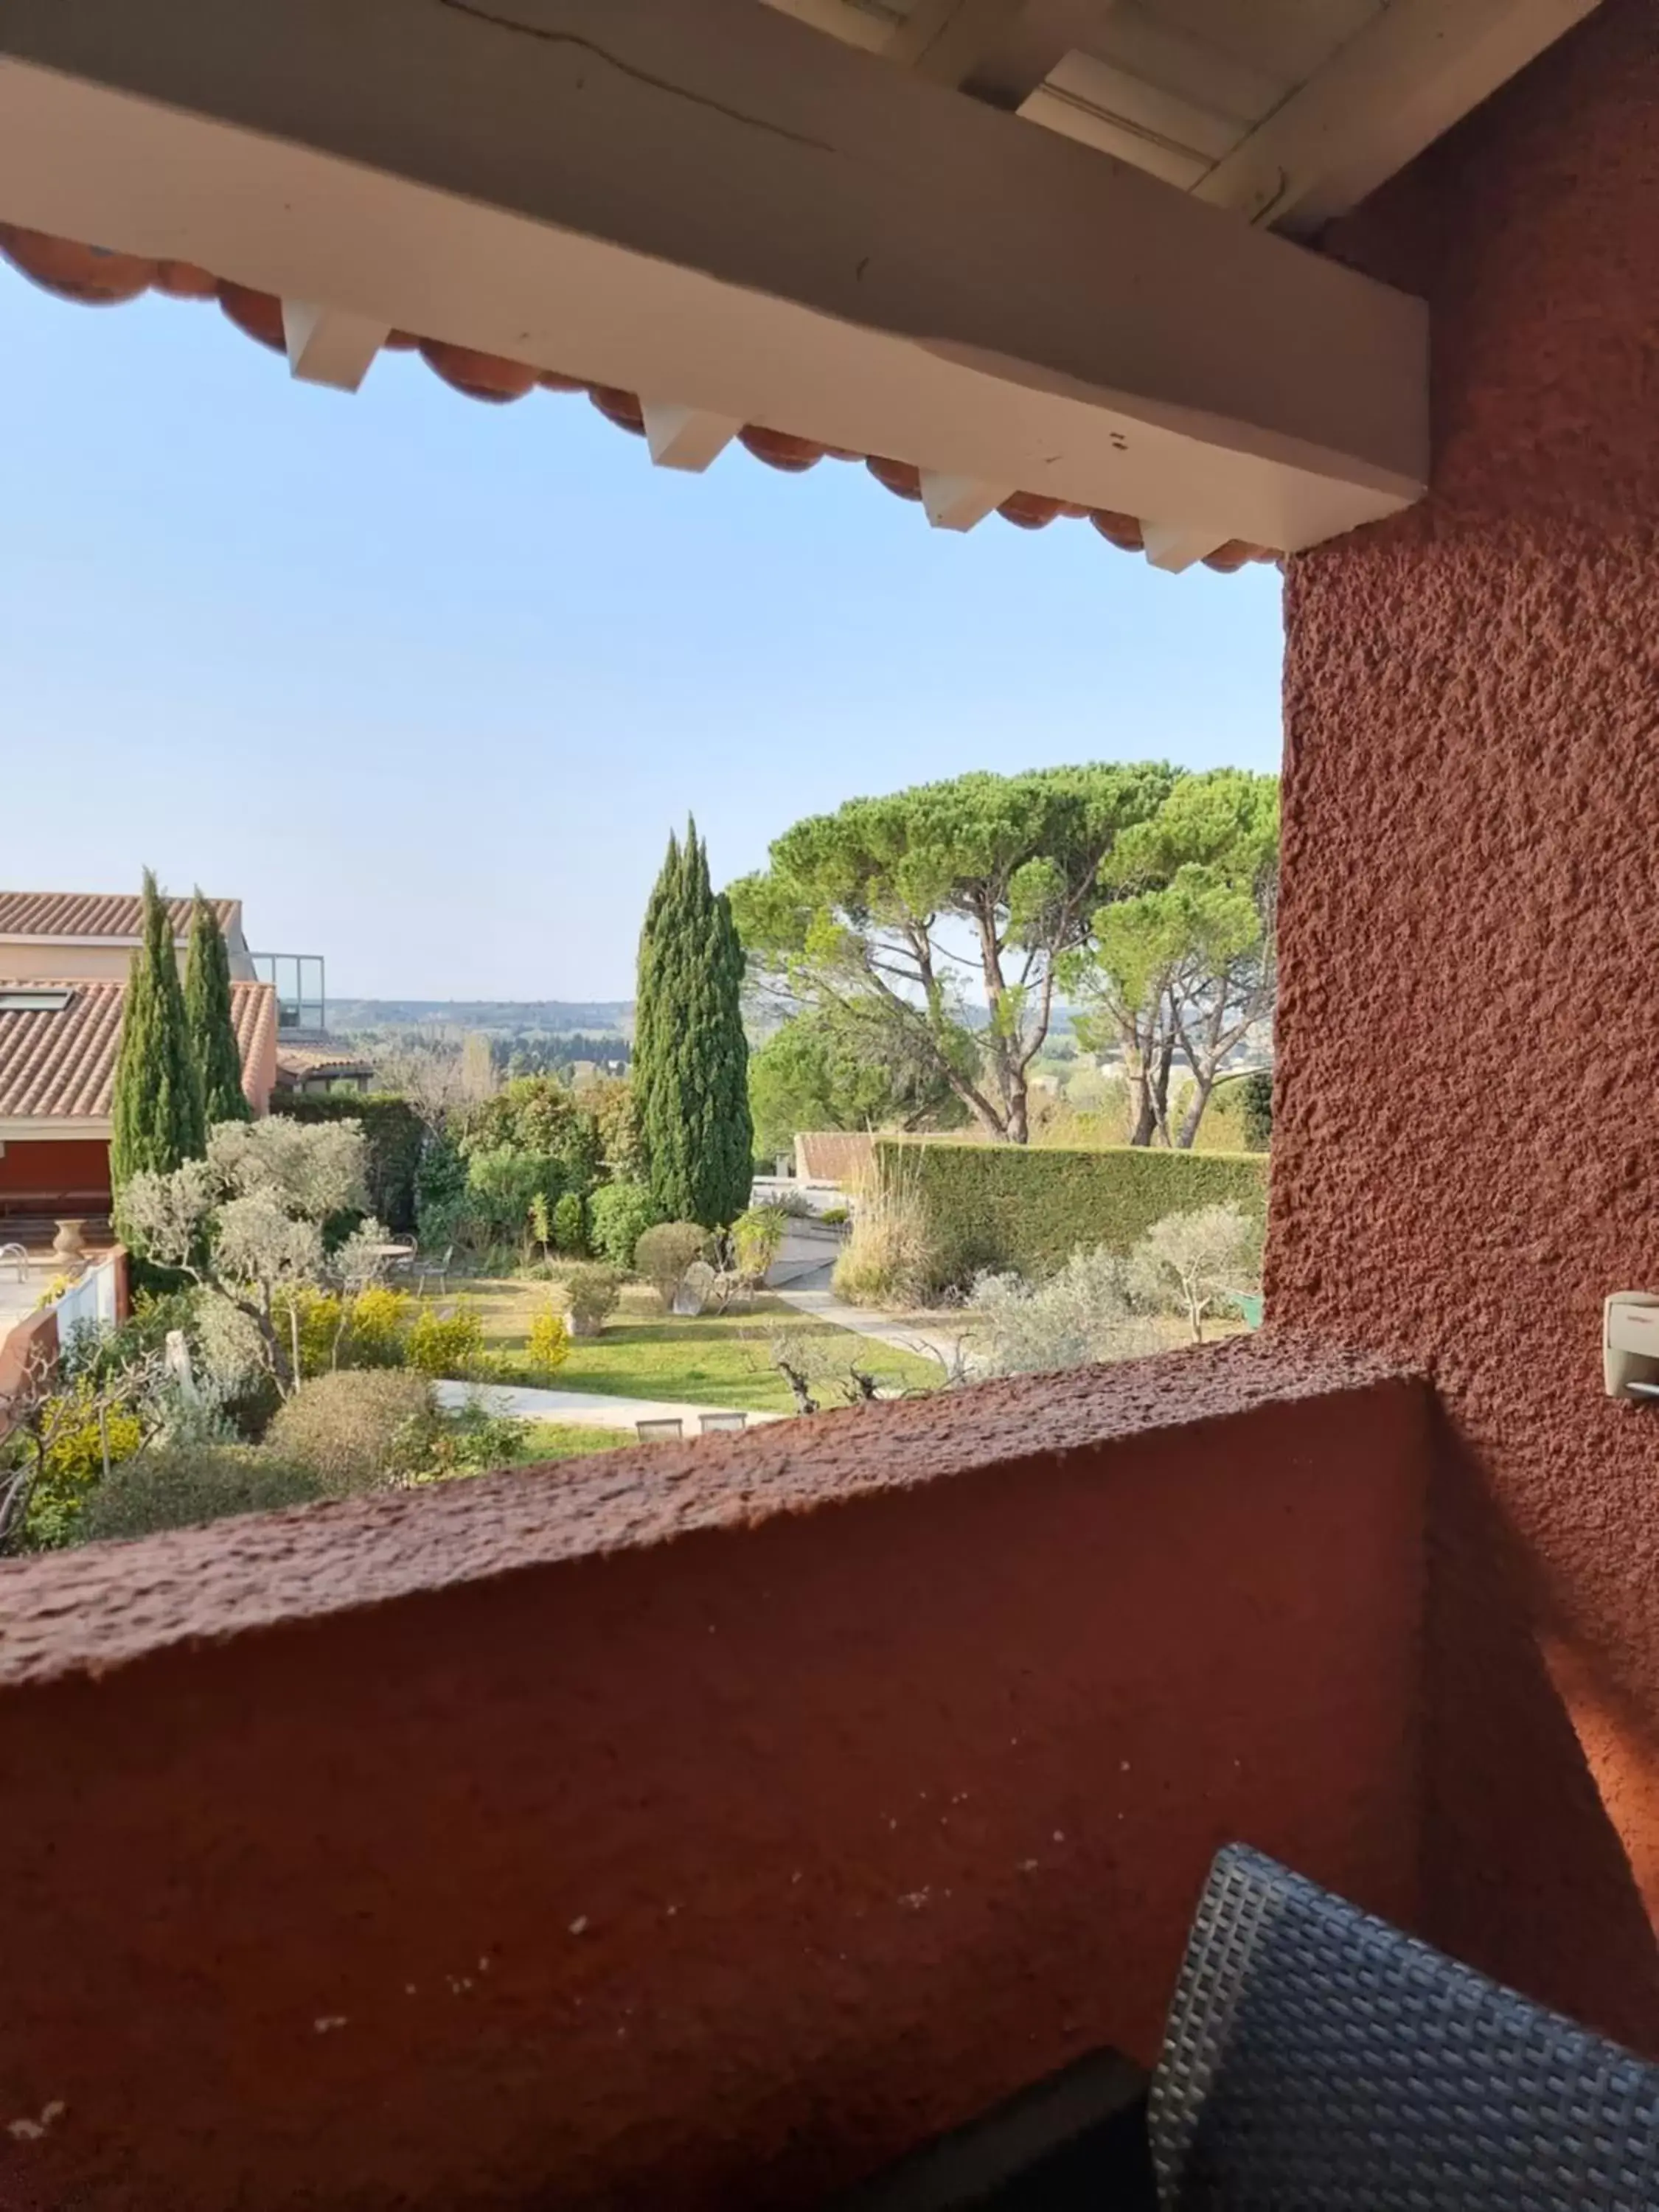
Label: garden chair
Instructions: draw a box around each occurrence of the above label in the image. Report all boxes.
[1148,1842,1659,2208]
[414,1245,454,1298]
[0,1243,27,1284]
[698,1410,748,1433]
[635,1416,684,1443]
[830,1843,1659,2208]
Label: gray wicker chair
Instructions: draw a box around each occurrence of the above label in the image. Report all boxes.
[1151,1843,1659,2211]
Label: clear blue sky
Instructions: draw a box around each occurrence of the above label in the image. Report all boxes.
[1,269,1285,1001]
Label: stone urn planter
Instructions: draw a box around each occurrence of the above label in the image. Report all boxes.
[51,1218,89,1263]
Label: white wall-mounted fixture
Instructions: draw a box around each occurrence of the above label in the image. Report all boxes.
[1604,1293,1659,1399]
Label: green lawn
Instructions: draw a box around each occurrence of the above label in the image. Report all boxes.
[451,1279,943,1413]
[515,1422,634,1461]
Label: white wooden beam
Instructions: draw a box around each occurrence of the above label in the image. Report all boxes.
[1195,0,1603,236]
[885,0,1076,110]
[918,472,1014,532]
[640,402,740,472]
[280,298,390,391]
[1140,522,1229,574]
[0,0,1430,554]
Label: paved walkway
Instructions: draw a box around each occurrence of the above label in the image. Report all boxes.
[768,1273,967,1374]
[433,1379,782,1433]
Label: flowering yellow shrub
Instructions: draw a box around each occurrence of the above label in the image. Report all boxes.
[526,1304,571,1381]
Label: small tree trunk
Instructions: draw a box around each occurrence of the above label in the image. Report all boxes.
[1150,1037,1176,1147]
[1176,1074,1214,1150]
[1126,1077,1156,1147]
[1006,1073,1029,1146]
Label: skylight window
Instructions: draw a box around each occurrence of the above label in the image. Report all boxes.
[0,988,74,1012]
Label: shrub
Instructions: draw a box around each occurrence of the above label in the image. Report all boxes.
[1239,1070,1273,1152]
[274,1093,426,1232]
[459,1074,602,1190]
[415,1127,470,1248]
[465,1147,563,1250]
[345,1284,415,1367]
[731,1202,789,1283]
[80,1445,324,1543]
[417,1396,529,1481]
[1128,1203,1263,1343]
[406,1302,487,1379]
[966,1250,1163,1379]
[18,1391,147,1549]
[873,1138,1269,1293]
[526,1303,571,1380]
[588,1180,663,1270]
[819,1206,849,1228]
[635,1221,709,1310]
[831,1158,932,1308]
[552,1263,622,1338]
[552,1191,586,1256]
[266,1368,438,1495]
[64,1287,198,1383]
[270,1282,347,1380]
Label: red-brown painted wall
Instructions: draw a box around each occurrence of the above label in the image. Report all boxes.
[0,1340,1425,2210]
[0,1138,111,1209]
[0,1307,58,1433]
[1274,0,1659,2051]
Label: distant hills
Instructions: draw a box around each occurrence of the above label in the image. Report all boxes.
[330,1000,633,1036]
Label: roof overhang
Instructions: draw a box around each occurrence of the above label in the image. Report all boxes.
[0,0,1433,565]
[0,1119,112,1142]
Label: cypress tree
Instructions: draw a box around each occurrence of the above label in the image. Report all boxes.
[634,822,753,1227]
[184,890,252,1128]
[109,869,206,1192]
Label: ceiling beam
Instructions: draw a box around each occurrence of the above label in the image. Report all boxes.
[640,402,740,472]
[918,472,1015,531]
[0,0,1428,554]
[1139,521,1228,574]
[1195,0,1604,235]
[281,299,391,392]
[884,0,1076,109]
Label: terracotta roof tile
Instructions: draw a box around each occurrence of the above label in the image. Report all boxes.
[275,1043,373,1080]
[0,223,1278,577]
[793,1130,875,1186]
[0,890,239,942]
[0,980,276,1120]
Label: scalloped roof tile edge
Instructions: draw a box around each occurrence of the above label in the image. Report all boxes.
[0,221,1279,576]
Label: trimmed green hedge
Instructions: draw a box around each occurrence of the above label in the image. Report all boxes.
[273,1093,425,1233]
[875,1138,1269,1287]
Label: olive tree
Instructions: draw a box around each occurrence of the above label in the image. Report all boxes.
[119,1118,386,1395]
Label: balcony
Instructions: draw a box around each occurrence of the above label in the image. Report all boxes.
[0,1335,1429,2207]
[251,951,326,1036]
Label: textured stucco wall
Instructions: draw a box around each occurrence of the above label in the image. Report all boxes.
[0,1338,1425,2210]
[1273,0,1659,2051]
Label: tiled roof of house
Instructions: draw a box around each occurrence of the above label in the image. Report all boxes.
[0,980,276,1119]
[0,890,240,942]
[275,1043,374,1082]
[794,1130,876,1186]
[0,223,1276,577]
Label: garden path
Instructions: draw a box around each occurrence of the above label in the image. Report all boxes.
[431,1379,785,1433]
[766,1272,967,1374]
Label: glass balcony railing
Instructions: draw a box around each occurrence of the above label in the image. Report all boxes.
[251,951,325,1033]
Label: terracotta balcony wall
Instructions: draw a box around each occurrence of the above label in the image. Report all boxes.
[0,1335,1427,2211]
